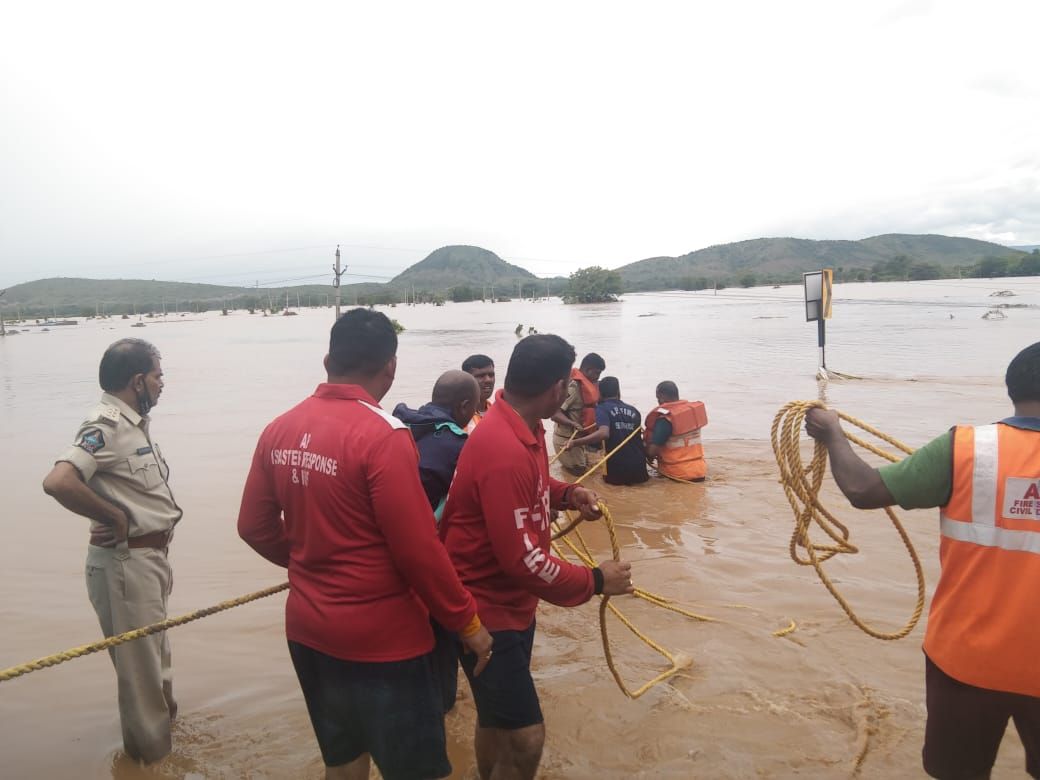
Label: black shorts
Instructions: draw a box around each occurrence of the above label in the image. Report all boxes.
[430,618,460,713]
[288,640,451,780]
[459,620,543,730]
[923,655,1040,779]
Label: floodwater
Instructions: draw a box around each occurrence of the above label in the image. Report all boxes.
[1,278,1038,779]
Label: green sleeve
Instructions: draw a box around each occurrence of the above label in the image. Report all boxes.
[651,417,672,446]
[877,430,954,510]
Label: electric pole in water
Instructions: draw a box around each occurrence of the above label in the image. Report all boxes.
[333,245,344,320]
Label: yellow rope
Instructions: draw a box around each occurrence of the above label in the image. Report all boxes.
[548,421,602,466]
[770,401,925,640]
[551,503,697,698]
[0,582,289,684]
[548,428,580,465]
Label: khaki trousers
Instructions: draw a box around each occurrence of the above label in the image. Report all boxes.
[86,544,175,763]
[553,432,588,475]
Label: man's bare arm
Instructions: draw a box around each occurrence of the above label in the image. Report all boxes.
[805,409,895,509]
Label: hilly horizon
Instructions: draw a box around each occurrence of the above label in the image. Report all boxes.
[2,234,1032,317]
[616,233,1029,289]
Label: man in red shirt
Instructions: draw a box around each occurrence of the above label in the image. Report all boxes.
[238,308,492,780]
[442,334,634,780]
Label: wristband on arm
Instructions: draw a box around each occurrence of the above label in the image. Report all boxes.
[460,613,483,638]
[592,567,604,595]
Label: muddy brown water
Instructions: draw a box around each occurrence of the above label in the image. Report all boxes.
[2,280,1038,778]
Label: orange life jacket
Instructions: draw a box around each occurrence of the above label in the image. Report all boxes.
[644,400,708,480]
[570,368,600,430]
[926,423,1040,697]
[465,400,491,434]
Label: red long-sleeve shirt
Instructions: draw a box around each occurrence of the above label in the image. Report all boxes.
[441,390,594,631]
[238,383,478,662]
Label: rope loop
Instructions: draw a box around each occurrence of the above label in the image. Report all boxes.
[771,401,925,640]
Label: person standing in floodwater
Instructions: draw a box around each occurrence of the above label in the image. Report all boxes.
[559,376,649,485]
[441,335,633,780]
[238,309,492,780]
[644,380,708,481]
[551,352,605,477]
[42,338,181,764]
[806,340,1040,780]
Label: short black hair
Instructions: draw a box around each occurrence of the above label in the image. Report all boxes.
[462,354,494,373]
[99,339,161,392]
[580,352,606,371]
[599,376,620,398]
[656,380,679,401]
[505,334,576,397]
[1006,341,1040,403]
[327,308,398,377]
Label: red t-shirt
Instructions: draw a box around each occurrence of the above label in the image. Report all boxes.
[238,383,478,662]
[441,390,595,631]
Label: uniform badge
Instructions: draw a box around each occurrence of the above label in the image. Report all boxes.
[77,429,106,455]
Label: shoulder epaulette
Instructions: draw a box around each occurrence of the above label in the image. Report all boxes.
[86,403,122,427]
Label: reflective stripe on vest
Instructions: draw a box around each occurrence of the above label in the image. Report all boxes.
[925,422,1040,698]
[939,424,1040,554]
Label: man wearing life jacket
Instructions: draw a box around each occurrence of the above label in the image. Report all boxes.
[550,352,605,476]
[462,353,496,433]
[804,340,1040,780]
[644,381,708,482]
[563,376,649,485]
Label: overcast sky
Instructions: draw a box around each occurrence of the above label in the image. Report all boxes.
[2,0,1038,289]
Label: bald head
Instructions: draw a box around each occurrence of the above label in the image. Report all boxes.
[432,370,481,428]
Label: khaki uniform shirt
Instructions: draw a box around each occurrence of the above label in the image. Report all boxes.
[57,393,182,539]
[553,380,583,439]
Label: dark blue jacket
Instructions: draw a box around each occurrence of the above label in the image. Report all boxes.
[392,402,468,518]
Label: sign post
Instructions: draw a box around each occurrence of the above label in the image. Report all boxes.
[803,269,833,379]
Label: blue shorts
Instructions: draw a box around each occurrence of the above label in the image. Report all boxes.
[288,640,451,780]
[459,620,544,730]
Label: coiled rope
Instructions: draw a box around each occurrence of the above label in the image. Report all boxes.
[550,426,719,697]
[0,582,288,684]
[770,401,925,640]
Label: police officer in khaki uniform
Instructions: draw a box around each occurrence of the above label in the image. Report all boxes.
[43,338,182,763]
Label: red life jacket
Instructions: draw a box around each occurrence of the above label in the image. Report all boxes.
[644,400,708,480]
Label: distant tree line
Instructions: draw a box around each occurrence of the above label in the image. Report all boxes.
[631,249,1040,291]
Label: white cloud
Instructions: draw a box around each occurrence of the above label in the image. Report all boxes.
[2,0,1039,287]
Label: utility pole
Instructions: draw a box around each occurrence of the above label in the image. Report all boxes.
[546,279,550,301]
[333,245,344,320]
[517,280,522,300]
[0,290,6,336]
[490,284,495,303]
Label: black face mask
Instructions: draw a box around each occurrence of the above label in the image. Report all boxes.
[135,384,153,416]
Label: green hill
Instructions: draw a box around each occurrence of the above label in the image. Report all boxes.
[617,234,1029,290]
[390,246,537,292]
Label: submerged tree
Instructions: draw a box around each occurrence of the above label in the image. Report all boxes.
[564,266,622,304]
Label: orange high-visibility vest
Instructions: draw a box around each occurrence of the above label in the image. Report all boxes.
[926,423,1040,697]
[570,368,600,430]
[644,401,708,481]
